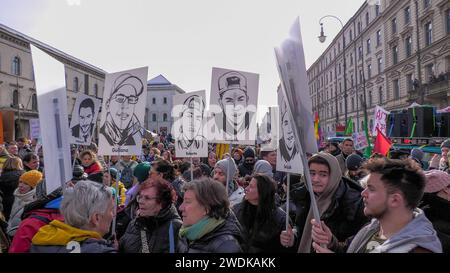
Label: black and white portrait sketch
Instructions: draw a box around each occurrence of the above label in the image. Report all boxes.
[173,90,207,157]
[276,87,303,174]
[98,67,148,155]
[69,93,101,145]
[209,67,259,145]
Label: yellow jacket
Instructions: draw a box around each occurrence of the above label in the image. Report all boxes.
[111,180,126,206]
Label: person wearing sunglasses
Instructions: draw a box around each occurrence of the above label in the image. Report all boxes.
[100,73,144,146]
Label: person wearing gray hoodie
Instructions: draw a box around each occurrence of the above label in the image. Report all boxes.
[312,157,442,253]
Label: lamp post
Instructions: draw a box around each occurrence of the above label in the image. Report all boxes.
[319,15,348,127]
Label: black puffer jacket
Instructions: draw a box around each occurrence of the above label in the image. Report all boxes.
[291,177,368,244]
[420,193,450,253]
[0,170,25,220]
[177,211,243,253]
[232,202,295,253]
[119,205,182,253]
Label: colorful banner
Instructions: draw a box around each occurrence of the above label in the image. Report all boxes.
[352,131,368,151]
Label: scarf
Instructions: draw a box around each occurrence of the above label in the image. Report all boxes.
[179,217,224,241]
[298,152,342,253]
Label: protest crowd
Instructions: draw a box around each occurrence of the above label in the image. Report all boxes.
[0,131,448,253]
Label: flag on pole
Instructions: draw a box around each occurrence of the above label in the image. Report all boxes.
[373,127,392,156]
[314,112,321,147]
[344,117,353,136]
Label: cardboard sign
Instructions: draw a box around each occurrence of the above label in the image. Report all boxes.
[372,105,390,136]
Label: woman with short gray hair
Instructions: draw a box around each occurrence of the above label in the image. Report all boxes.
[29,180,116,253]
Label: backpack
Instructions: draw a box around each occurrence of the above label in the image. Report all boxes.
[120,162,134,189]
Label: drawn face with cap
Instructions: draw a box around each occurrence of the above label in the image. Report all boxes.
[282,111,295,152]
[109,83,139,130]
[180,96,204,140]
[219,88,248,129]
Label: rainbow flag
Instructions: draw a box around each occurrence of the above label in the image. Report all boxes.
[314,112,321,147]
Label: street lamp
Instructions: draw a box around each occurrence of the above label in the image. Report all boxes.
[318,15,348,127]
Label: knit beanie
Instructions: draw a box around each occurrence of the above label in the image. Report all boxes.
[253,160,273,178]
[441,139,450,149]
[410,148,424,161]
[345,154,364,171]
[134,162,151,183]
[243,147,255,158]
[424,170,450,193]
[109,167,118,180]
[215,159,237,179]
[20,170,43,188]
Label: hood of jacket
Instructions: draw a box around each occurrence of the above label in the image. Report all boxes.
[349,208,442,253]
[32,220,102,246]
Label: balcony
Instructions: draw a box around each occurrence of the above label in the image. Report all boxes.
[407,72,450,103]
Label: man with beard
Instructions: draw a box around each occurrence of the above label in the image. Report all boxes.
[312,158,442,253]
[71,98,96,144]
[100,73,144,146]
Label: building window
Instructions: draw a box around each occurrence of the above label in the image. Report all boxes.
[378,57,383,73]
[367,64,372,79]
[358,46,363,60]
[366,39,371,54]
[424,0,431,9]
[163,113,168,122]
[351,74,354,87]
[405,36,412,57]
[13,90,19,106]
[378,87,383,103]
[360,69,364,84]
[152,98,156,104]
[351,97,355,111]
[425,22,432,46]
[370,119,374,132]
[404,6,411,24]
[339,102,343,113]
[152,113,157,122]
[375,4,380,17]
[349,29,353,41]
[392,18,397,34]
[392,46,398,65]
[426,63,435,82]
[366,12,370,26]
[94,84,98,97]
[163,97,167,104]
[376,30,382,46]
[447,9,450,35]
[12,56,21,76]
[369,91,373,107]
[73,77,79,92]
[339,63,341,75]
[84,74,89,95]
[393,79,400,99]
[350,53,353,66]
[406,74,413,91]
[358,21,362,34]
[32,94,38,111]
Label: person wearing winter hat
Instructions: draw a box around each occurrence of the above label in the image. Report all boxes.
[124,162,151,207]
[213,158,244,206]
[409,148,425,169]
[253,160,274,178]
[7,170,43,237]
[419,169,450,252]
[345,154,368,182]
[238,147,256,178]
[233,148,243,166]
[103,167,126,206]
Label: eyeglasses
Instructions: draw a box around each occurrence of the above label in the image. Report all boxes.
[113,94,139,104]
[137,194,158,202]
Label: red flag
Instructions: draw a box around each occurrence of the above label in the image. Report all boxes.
[373,127,392,156]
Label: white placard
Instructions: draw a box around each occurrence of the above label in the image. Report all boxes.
[209,67,259,145]
[352,131,368,150]
[31,45,72,194]
[276,87,303,174]
[98,67,148,156]
[172,90,208,158]
[69,93,101,145]
[29,118,40,139]
[372,105,390,136]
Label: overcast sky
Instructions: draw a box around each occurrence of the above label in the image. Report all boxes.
[1,0,366,114]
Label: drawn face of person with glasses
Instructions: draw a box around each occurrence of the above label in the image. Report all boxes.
[100,73,144,146]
